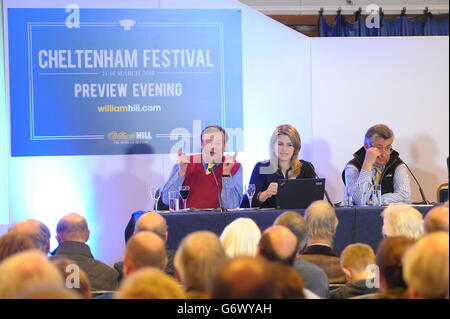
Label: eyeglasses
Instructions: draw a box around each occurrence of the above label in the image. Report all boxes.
[369,144,393,154]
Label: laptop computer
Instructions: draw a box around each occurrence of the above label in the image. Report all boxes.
[276,178,326,209]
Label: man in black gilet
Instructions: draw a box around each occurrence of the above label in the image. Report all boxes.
[342,124,410,205]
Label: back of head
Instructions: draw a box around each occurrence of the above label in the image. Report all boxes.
[402,231,449,298]
[376,236,415,290]
[364,124,394,145]
[51,257,92,299]
[272,262,305,299]
[56,213,90,243]
[125,231,167,271]
[305,200,338,242]
[135,211,167,241]
[0,249,64,299]
[424,205,449,234]
[115,267,186,299]
[258,225,298,266]
[220,218,261,257]
[0,233,35,262]
[210,256,277,299]
[341,243,376,273]
[274,211,308,251]
[174,231,226,291]
[382,204,424,239]
[8,219,50,253]
[14,283,81,299]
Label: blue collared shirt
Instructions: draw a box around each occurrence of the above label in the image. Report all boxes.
[162,161,243,209]
[345,163,410,205]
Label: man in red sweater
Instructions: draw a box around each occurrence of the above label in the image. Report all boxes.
[162,125,243,210]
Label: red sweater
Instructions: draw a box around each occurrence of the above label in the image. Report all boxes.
[183,154,241,209]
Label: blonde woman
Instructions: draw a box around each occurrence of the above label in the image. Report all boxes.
[244,124,316,208]
[220,218,261,257]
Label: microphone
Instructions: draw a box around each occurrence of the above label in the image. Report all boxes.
[210,164,227,212]
[400,159,430,205]
[305,161,335,207]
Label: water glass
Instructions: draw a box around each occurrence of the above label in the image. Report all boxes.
[372,185,382,206]
[150,187,161,212]
[246,184,256,209]
[343,185,353,207]
[168,191,180,211]
[360,182,372,206]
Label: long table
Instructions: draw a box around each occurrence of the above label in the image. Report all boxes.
[125,205,434,256]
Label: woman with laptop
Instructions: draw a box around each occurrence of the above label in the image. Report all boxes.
[242,124,316,209]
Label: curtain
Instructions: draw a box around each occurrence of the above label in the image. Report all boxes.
[320,13,449,37]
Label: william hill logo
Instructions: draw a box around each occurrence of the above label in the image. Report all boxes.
[135,131,152,140]
[108,131,136,141]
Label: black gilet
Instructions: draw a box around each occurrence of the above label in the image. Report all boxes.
[341,147,404,195]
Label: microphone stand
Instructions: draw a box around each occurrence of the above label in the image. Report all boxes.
[211,165,227,212]
[306,162,335,207]
[401,161,430,205]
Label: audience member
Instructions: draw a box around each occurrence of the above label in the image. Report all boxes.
[330,243,378,299]
[424,204,449,233]
[8,219,51,254]
[0,233,35,262]
[257,225,298,266]
[124,232,167,276]
[301,200,345,284]
[210,256,277,299]
[402,231,449,299]
[14,283,81,299]
[116,211,175,279]
[220,218,261,257]
[51,257,92,299]
[115,267,186,299]
[372,236,415,299]
[271,262,305,299]
[50,213,119,291]
[0,250,64,299]
[382,204,424,239]
[174,231,226,298]
[274,211,329,298]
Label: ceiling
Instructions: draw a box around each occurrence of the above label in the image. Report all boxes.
[238,0,449,15]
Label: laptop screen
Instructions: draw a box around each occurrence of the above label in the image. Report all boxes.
[276,178,326,209]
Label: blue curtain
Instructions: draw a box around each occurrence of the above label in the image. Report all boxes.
[320,14,449,37]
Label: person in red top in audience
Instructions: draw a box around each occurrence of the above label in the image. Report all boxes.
[162,125,243,210]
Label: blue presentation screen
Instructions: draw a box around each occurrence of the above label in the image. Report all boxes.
[7,8,243,156]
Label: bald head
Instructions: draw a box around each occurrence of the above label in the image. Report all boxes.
[135,212,167,242]
[56,213,90,244]
[211,256,277,299]
[424,206,449,233]
[124,232,167,276]
[8,219,50,254]
[258,225,299,266]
